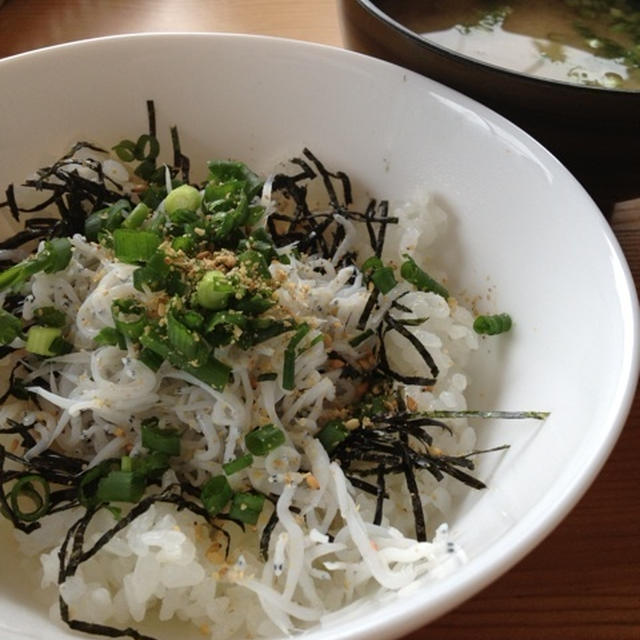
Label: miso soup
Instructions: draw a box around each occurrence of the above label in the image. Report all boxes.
[378,0,640,90]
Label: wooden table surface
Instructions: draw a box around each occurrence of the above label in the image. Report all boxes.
[0,1,638,639]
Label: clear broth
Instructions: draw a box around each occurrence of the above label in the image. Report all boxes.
[378,0,640,90]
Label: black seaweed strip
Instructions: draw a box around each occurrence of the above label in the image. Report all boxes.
[384,313,439,380]
[63,613,157,640]
[363,199,378,252]
[328,221,346,258]
[400,443,426,542]
[373,465,386,526]
[375,200,389,258]
[260,507,279,561]
[146,100,157,138]
[377,324,436,387]
[345,474,386,499]
[422,458,486,490]
[391,300,412,313]
[0,345,16,359]
[383,414,453,435]
[4,184,20,221]
[0,446,41,533]
[356,287,379,330]
[286,157,317,183]
[0,365,23,405]
[302,148,342,210]
[0,227,50,250]
[62,141,109,159]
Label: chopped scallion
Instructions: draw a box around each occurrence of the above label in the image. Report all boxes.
[113,229,161,264]
[201,475,233,516]
[25,326,62,356]
[96,470,145,503]
[400,255,449,299]
[245,424,285,456]
[317,420,349,453]
[229,492,265,525]
[371,266,397,294]
[222,454,253,476]
[9,475,50,522]
[141,421,181,456]
[33,306,67,328]
[473,313,512,335]
[122,202,151,229]
[164,184,201,215]
[0,309,22,345]
[282,323,310,390]
[196,270,235,310]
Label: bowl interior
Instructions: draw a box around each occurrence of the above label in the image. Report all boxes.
[0,33,637,640]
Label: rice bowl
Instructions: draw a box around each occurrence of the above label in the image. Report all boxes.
[0,33,637,640]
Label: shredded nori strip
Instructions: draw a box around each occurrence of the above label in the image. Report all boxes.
[260,507,280,561]
[269,148,397,270]
[330,411,512,542]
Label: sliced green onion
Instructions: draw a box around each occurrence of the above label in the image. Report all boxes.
[236,318,289,350]
[206,160,263,198]
[164,184,201,215]
[130,451,170,478]
[238,249,271,280]
[201,475,233,516]
[222,454,253,476]
[196,270,235,310]
[113,229,161,264]
[122,202,151,229]
[94,326,126,349]
[96,470,145,503]
[361,256,383,273]
[0,309,22,345]
[400,255,449,299]
[171,235,195,254]
[49,336,73,356]
[138,347,164,371]
[371,266,397,294]
[205,310,247,334]
[181,310,205,330]
[10,475,50,522]
[473,313,512,335]
[316,420,349,453]
[0,239,71,292]
[85,200,131,241]
[245,424,285,456]
[167,311,210,363]
[25,326,62,356]
[111,298,147,340]
[134,134,160,161]
[112,139,137,162]
[139,325,231,389]
[120,456,133,473]
[282,323,311,390]
[141,421,181,456]
[78,461,116,507]
[228,492,265,525]
[133,250,171,292]
[233,293,274,315]
[33,306,67,328]
[40,237,73,273]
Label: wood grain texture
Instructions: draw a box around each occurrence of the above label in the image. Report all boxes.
[0,2,638,639]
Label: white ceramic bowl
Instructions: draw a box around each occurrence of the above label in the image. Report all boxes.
[0,33,637,640]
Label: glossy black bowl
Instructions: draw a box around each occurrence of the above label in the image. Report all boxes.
[337,0,640,214]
